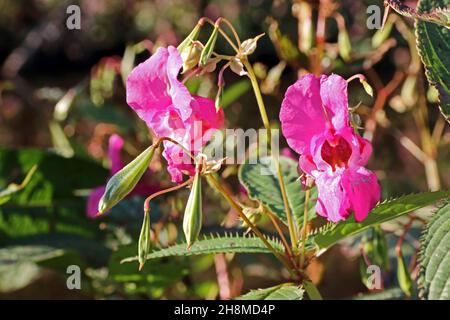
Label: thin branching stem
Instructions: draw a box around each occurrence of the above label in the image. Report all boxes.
[243,58,299,252]
[206,174,296,274]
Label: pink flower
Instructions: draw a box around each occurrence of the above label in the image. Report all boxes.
[126,46,224,183]
[86,134,158,218]
[280,74,380,222]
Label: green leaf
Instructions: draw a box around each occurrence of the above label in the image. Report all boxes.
[303,280,323,300]
[109,245,189,298]
[313,190,450,250]
[0,261,41,293]
[98,144,155,215]
[4,233,111,267]
[416,0,450,122]
[0,245,65,265]
[0,245,85,293]
[236,284,303,300]
[238,156,316,228]
[121,234,284,263]
[0,148,108,206]
[418,201,450,299]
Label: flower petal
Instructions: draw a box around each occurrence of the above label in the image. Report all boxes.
[167,46,193,121]
[126,46,192,127]
[314,169,351,222]
[342,167,381,222]
[280,74,326,155]
[319,74,349,131]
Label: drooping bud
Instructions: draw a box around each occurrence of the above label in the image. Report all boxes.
[215,86,223,111]
[361,79,374,97]
[199,24,219,66]
[138,209,152,270]
[215,62,227,111]
[97,144,156,216]
[183,165,203,249]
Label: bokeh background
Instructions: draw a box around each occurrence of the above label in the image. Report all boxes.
[0,0,448,299]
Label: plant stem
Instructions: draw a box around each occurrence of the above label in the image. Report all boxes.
[299,188,310,268]
[266,210,295,262]
[202,17,239,53]
[206,174,294,273]
[243,58,299,251]
[143,178,194,214]
[242,58,271,144]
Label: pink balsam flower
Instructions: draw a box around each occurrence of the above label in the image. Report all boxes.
[86,134,158,218]
[126,46,224,183]
[280,74,380,222]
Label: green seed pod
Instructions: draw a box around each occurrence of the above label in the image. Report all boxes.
[177,21,202,57]
[138,210,151,270]
[98,144,156,216]
[199,25,218,66]
[372,16,394,49]
[183,171,202,249]
[397,251,413,297]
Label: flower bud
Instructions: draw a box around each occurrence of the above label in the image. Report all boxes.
[360,78,373,97]
[138,210,151,270]
[98,144,156,216]
[180,43,202,74]
[215,85,223,111]
[183,169,202,249]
